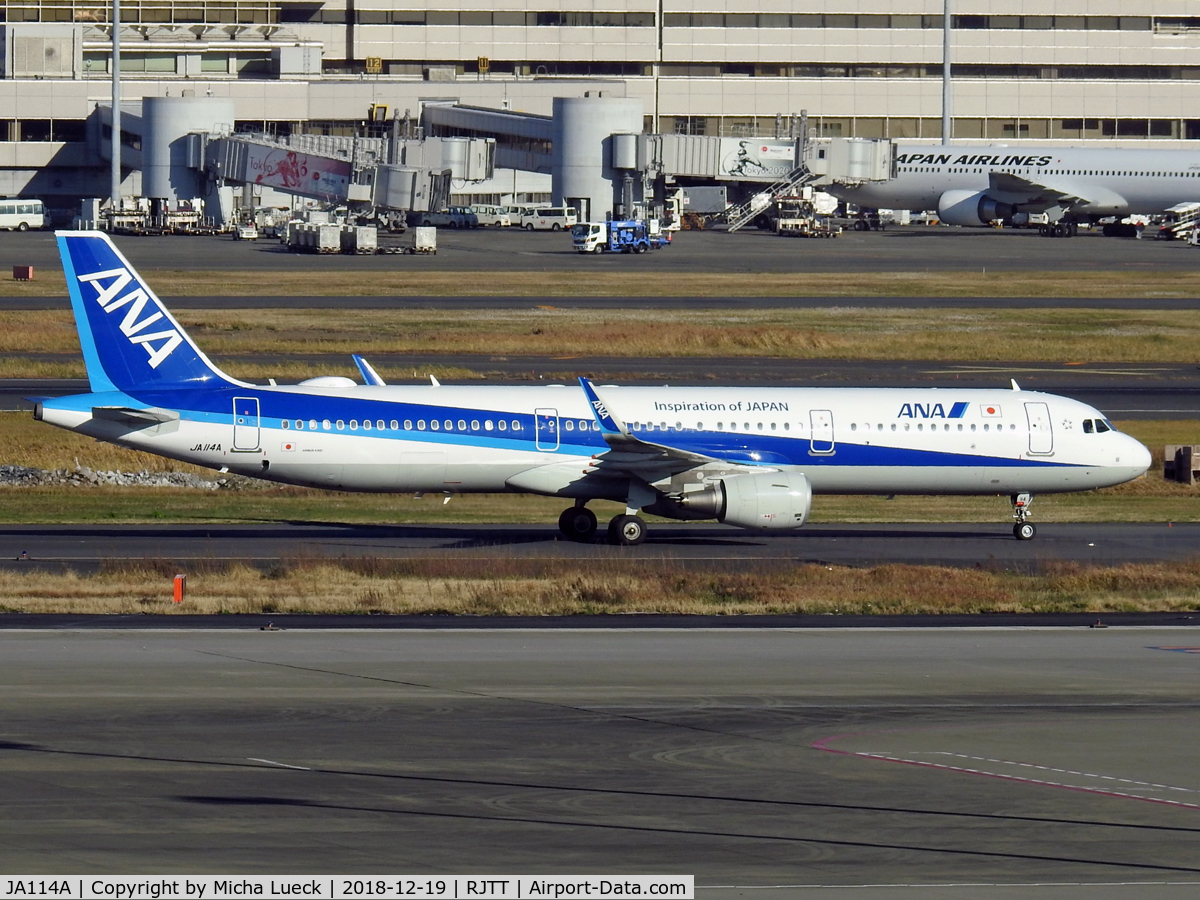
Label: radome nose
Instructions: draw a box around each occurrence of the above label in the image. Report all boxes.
[1128,435,1152,475]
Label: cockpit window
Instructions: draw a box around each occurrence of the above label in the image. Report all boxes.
[1082,419,1094,434]
[1095,419,1111,433]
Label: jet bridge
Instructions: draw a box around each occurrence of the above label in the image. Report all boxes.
[203,131,495,214]
[415,100,894,222]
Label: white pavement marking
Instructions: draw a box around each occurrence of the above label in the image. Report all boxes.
[246,757,311,770]
[848,750,1200,810]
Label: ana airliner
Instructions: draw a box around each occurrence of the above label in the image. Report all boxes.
[35,232,1150,544]
[830,144,1200,236]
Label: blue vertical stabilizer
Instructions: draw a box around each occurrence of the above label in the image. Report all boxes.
[56,230,244,393]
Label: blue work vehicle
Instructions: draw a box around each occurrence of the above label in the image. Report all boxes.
[572,220,671,253]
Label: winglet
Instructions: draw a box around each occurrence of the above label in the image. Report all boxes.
[578,377,629,435]
[352,354,386,386]
[1011,378,1021,392]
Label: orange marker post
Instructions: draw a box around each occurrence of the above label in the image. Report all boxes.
[173,573,186,603]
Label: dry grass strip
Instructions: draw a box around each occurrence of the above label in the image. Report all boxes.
[1,557,1198,616]
[7,306,1200,364]
[4,269,1200,299]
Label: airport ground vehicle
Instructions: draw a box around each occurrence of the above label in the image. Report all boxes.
[571,219,671,253]
[0,199,45,231]
[37,231,1152,547]
[233,224,259,241]
[471,205,511,227]
[414,207,478,228]
[522,207,578,231]
[774,197,841,238]
[1154,202,1200,240]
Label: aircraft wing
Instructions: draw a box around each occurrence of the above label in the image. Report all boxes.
[578,377,716,478]
[988,171,1126,213]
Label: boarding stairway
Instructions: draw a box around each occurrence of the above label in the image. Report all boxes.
[723,163,818,232]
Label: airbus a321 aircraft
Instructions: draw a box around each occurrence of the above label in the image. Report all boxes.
[35,232,1151,544]
[830,144,1200,236]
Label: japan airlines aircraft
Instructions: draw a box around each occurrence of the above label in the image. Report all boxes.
[830,144,1200,235]
[35,232,1150,544]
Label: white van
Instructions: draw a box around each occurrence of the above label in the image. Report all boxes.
[0,199,45,231]
[471,205,511,227]
[521,207,578,231]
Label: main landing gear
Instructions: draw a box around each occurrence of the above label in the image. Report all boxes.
[558,503,598,542]
[1038,221,1077,238]
[608,514,646,546]
[1011,492,1036,540]
[557,504,648,545]
[559,482,655,546]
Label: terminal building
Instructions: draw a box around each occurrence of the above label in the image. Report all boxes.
[1,1,1198,214]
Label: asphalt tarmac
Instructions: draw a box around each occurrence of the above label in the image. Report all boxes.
[1,627,1198,898]
[4,224,1200,276]
[0,522,1195,571]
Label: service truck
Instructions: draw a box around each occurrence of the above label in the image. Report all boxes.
[571,219,671,253]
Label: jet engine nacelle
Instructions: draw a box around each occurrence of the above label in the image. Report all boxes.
[937,190,1017,227]
[676,469,812,530]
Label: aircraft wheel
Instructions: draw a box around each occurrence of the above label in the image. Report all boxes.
[1013,522,1036,541]
[558,506,597,542]
[608,514,646,546]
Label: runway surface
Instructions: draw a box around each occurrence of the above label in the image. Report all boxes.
[1,627,1198,898]
[5,360,1199,418]
[1,522,1195,570]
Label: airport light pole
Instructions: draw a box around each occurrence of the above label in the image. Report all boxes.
[110,0,121,208]
[941,0,951,145]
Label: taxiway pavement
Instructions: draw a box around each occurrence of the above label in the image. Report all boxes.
[0,627,1197,898]
[5,224,1200,276]
[0,522,1195,570]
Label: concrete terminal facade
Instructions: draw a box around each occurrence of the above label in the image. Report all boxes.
[1,1,1199,210]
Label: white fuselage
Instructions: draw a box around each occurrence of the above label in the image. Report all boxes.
[38,383,1150,498]
[832,144,1200,216]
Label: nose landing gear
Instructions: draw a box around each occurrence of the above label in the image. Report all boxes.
[1012,492,1036,540]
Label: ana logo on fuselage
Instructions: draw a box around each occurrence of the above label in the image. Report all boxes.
[77,267,183,369]
[898,402,969,419]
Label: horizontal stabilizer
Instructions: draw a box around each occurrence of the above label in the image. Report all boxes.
[92,406,180,426]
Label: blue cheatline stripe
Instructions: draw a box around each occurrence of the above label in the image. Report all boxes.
[46,384,1082,471]
[57,233,117,394]
[949,401,969,418]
